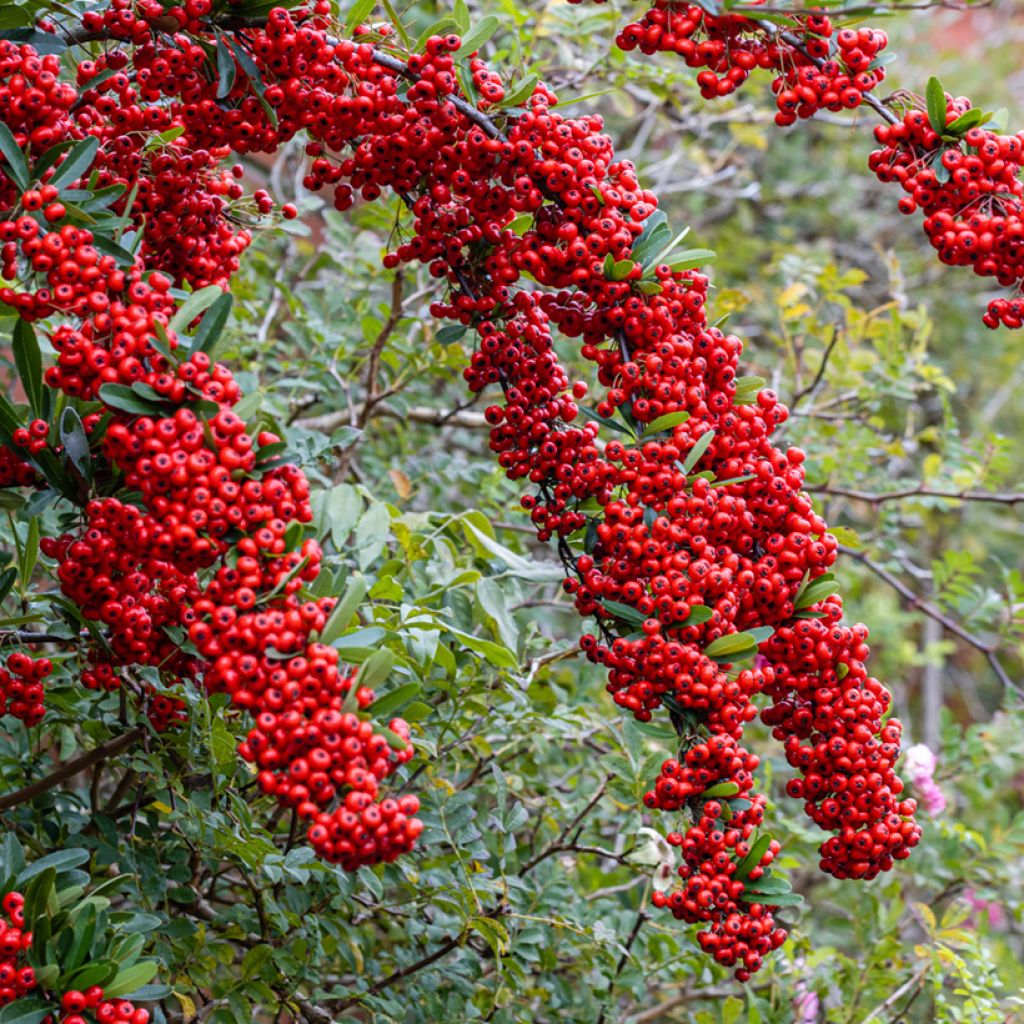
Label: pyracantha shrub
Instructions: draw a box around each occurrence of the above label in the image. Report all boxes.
[0,0,937,984]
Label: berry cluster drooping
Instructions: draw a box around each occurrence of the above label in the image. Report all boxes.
[609,2,887,124]
[0,1,920,979]
[0,891,35,1004]
[581,0,1024,325]
[871,98,1024,330]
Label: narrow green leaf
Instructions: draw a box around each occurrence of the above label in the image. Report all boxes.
[601,600,646,626]
[366,681,421,720]
[215,37,237,100]
[97,384,165,416]
[59,407,91,482]
[456,15,499,55]
[676,605,713,627]
[102,960,159,998]
[188,291,233,357]
[681,429,715,474]
[49,136,100,192]
[925,76,948,132]
[702,781,740,798]
[354,647,395,693]
[0,122,29,190]
[734,833,772,880]
[496,74,537,110]
[641,410,690,437]
[169,285,223,334]
[318,576,369,646]
[12,320,43,418]
[345,0,377,32]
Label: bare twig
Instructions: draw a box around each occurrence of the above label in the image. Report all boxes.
[809,485,1024,506]
[518,774,612,876]
[839,545,1021,696]
[859,963,930,1023]
[0,726,146,812]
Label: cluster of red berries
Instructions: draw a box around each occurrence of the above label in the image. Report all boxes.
[588,2,1024,324]
[0,652,52,726]
[870,98,1024,329]
[0,891,35,1004]
[0,1,923,981]
[2,892,147,1021]
[0,445,39,488]
[761,607,921,877]
[47,987,149,1024]
[609,2,887,124]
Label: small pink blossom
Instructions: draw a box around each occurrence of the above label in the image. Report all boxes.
[903,743,946,815]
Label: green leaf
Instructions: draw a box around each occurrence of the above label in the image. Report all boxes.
[0,122,29,191]
[749,890,804,907]
[12,320,43,419]
[733,375,764,405]
[59,407,91,482]
[681,429,715,474]
[676,605,713,627]
[702,781,740,798]
[0,567,17,605]
[354,647,395,693]
[641,410,690,438]
[366,681,421,720]
[378,724,413,751]
[794,572,840,610]
[17,848,89,884]
[704,630,758,662]
[345,0,377,32]
[19,516,39,588]
[415,17,461,54]
[49,136,100,192]
[945,107,985,135]
[90,232,138,267]
[601,600,646,626]
[103,960,159,998]
[456,15,499,55]
[734,834,772,880]
[710,474,756,489]
[170,285,224,334]
[215,36,236,100]
[664,248,715,272]
[743,874,792,895]
[609,259,635,281]
[187,291,233,357]
[317,577,370,646]
[925,76,948,132]
[0,999,51,1024]
[578,405,633,437]
[97,383,165,416]
[496,74,538,110]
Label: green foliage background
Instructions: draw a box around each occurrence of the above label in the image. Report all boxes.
[1,0,1022,1022]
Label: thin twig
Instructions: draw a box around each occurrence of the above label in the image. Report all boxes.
[0,726,146,812]
[810,485,1024,506]
[839,544,1020,696]
[518,774,612,876]
[859,963,930,1023]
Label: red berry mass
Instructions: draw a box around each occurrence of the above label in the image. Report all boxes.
[0,0,927,981]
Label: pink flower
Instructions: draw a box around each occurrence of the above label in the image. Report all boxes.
[903,743,946,815]
[792,957,819,1022]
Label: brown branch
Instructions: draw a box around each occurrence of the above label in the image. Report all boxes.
[296,403,489,434]
[359,271,406,428]
[790,326,840,408]
[518,774,612,875]
[0,726,146,812]
[838,544,1021,696]
[810,485,1024,506]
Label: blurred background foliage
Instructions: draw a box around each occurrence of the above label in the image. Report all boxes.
[1,0,1023,1021]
